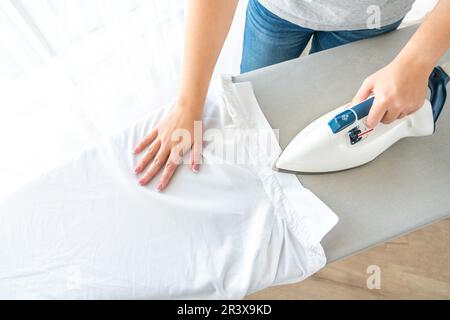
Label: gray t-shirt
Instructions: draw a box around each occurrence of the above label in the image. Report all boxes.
[258,0,415,31]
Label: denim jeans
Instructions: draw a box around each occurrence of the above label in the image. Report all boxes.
[241,0,403,73]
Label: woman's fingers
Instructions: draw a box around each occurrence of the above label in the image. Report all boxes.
[139,147,170,186]
[190,126,203,173]
[157,145,185,191]
[352,77,374,105]
[134,130,158,154]
[381,109,401,124]
[135,140,161,174]
[157,160,178,192]
[365,97,387,128]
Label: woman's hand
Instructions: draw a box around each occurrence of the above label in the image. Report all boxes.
[351,0,450,128]
[352,59,430,128]
[131,0,238,191]
[133,101,203,192]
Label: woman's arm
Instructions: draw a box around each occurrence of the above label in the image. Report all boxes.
[178,0,240,112]
[353,0,450,128]
[134,0,239,191]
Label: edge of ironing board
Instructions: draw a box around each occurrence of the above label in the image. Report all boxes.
[324,215,450,264]
[233,25,450,263]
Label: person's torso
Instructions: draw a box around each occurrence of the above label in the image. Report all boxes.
[257,0,415,31]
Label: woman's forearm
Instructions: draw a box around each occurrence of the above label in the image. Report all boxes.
[178,0,239,111]
[394,0,450,71]
[353,0,450,128]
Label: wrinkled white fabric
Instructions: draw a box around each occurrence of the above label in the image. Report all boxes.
[0,77,338,299]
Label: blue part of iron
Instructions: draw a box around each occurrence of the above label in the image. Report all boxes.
[328,97,375,134]
[328,109,356,134]
[351,96,375,119]
[429,66,449,128]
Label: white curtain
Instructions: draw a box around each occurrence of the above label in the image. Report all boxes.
[0,0,187,199]
[1,0,187,130]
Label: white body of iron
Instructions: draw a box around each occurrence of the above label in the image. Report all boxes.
[275,98,435,174]
[274,66,448,174]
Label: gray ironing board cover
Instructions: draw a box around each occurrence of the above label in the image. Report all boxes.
[234,25,450,263]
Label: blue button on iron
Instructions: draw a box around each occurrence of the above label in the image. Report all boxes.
[328,109,356,134]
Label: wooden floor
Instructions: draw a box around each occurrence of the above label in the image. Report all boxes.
[247,218,450,300]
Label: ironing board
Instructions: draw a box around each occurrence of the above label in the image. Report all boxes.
[234,25,450,263]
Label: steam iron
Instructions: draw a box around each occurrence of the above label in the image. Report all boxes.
[275,65,450,174]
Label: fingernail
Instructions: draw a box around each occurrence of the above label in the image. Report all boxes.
[192,164,200,173]
[139,178,146,185]
[134,147,140,154]
[134,166,141,174]
[156,183,163,192]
